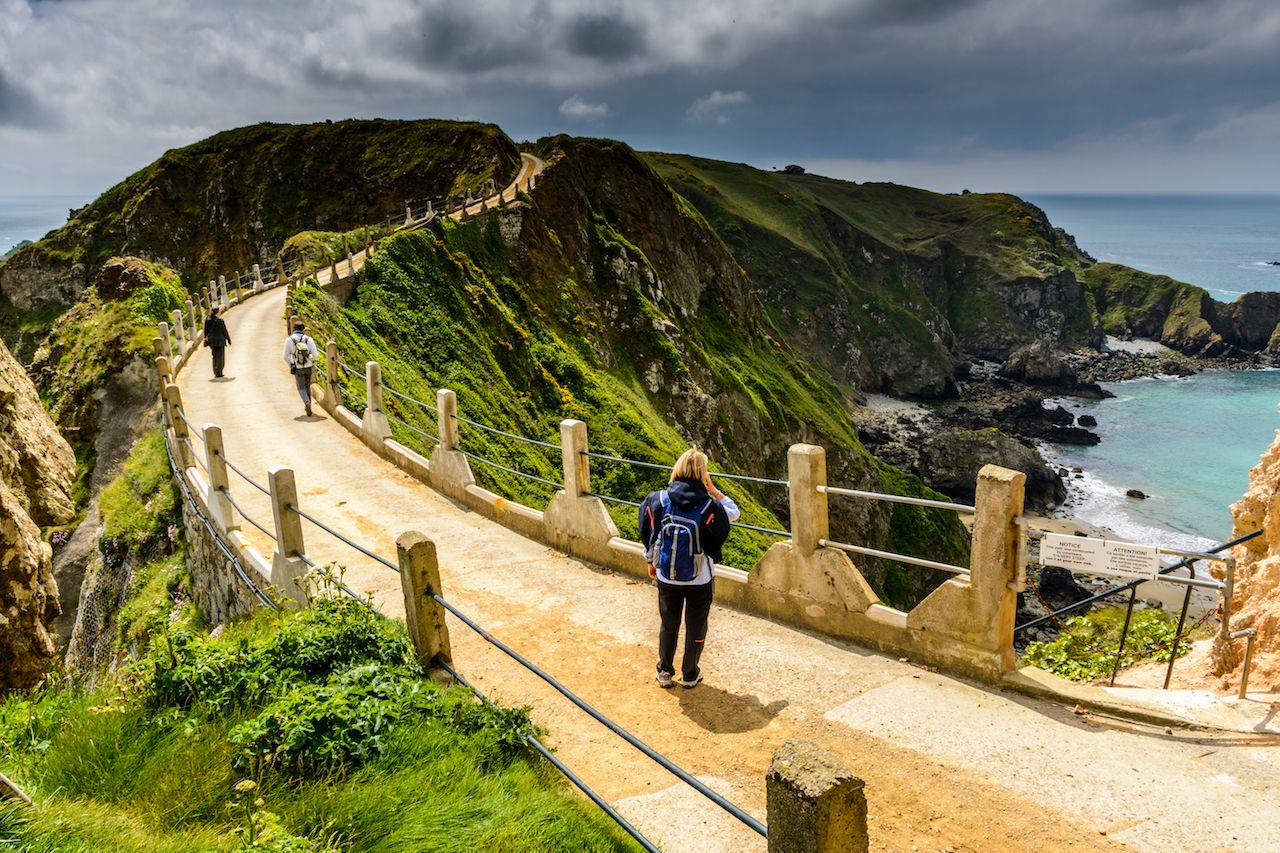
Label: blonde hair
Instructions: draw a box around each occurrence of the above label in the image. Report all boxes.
[670,448,708,484]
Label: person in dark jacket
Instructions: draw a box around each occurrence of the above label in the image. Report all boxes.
[638,449,740,689]
[202,306,231,378]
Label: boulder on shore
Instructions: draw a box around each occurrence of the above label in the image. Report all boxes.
[919,427,1066,509]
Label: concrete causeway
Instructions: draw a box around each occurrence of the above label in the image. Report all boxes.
[172,168,1280,852]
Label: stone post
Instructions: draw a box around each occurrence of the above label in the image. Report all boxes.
[218,275,228,307]
[437,388,459,451]
[171,309,186,350]
[347,250,354,277]
[426,199,433,217]
[206,282,215,308]
[325,340,339,408]
[405,203,413,225]
[766,740,868,853]
[396,530,453,676]
[268,466,309,606]
[186,299,198,340]
[329,254,338,283]
[385,214,393,233]
[788,445,828,555]
[203,424,238,533]
[152,335,167,362]
[966,464,1025,666]
[252,263,263,291]
[157,320,171,359]
[361,361,392,447]
[559,419,590,497]
[154,355,171,389]
[164,385,195,471]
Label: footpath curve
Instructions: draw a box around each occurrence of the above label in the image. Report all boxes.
[175,179,1280,853]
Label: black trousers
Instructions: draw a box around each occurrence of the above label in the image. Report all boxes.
[657,579,714,682]
[211,346,226,377]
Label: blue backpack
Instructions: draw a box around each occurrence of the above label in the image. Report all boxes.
[656,491,713,582]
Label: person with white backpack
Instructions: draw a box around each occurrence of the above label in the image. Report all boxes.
[282,321,318,417]
[638,448,740,689]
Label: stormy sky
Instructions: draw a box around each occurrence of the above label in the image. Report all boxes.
[2,0,1279,198]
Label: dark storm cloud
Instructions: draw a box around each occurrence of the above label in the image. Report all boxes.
[0,69,51,128]
[396,6,545,73]
[563,13,646,61]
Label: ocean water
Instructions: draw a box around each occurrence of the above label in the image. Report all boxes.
[0,196,81,256]
[1029,194,1280,550]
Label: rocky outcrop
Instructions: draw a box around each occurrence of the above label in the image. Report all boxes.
[1222,425,1280,690]
[0,339,75,691]
[918,428,1065,509]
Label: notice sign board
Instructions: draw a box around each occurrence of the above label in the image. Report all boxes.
[1040,533,1160,580]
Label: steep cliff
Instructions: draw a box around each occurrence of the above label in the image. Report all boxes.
[644,154,1104,398]
[1223,423,1280,690]
[0,119,518,320]
[0,339,75,691]
[294,136,970,606]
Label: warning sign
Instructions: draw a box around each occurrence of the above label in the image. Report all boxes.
[1040,533,1160,580]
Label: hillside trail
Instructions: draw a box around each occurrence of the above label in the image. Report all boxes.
[176,178,1279,853]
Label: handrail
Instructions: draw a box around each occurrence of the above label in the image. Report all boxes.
[386,411,440,445]
[383,382,439,413]
[336,359,366,380]
[820,538,970,576]
[161,418,276,609]
[182,437,207,473]
[175,408,203,440]
[457,448,563,490]
[581,449,787,487]
[431,590,768,838]
[453,412,561,451]
[214,449,271,496]
[285,502,402,574]
[441,661,661,853]
[818,484,975,514]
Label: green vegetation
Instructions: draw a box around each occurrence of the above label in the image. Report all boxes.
[280,225,391,273]
[1,594,638,852]
[1081,262,1213,345]
[1022,605,1197,682]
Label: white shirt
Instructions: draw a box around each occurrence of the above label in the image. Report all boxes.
[283,333,318,369]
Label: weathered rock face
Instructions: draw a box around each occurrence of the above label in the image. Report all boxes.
[1000,339,1076,383]
[1224,425,1280,690]
[918,428,1065,509]
[0,339,75,691]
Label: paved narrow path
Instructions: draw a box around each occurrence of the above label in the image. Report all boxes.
[176,178,1280,852]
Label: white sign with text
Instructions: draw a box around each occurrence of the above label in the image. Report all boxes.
[1040,533,1160,580]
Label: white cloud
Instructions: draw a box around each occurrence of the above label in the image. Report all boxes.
[559,95,610,121]
[686,89,749,124]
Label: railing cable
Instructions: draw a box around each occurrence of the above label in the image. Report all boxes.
[452,413,561,451]
[220,488,276,541]
[285,502,401,574]
[214,450,271,496]
[581,450,787,487]
[430,591,768,838]
[457,448,563,490]
[383,382,439,413]
[386,411,440,445]
[439,661,661,853]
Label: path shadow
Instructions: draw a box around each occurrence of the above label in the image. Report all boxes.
[294,413,327,422]
[676,683,788,733]
[209,376,236,382]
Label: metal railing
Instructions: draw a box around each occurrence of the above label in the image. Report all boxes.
[818,483,973,576]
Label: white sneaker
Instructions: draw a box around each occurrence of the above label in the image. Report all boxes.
[681,670,703,689]
[656,670,675,688]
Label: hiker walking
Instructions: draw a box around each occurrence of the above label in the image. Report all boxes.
[283,321,318,417]
[202,305,231,378]
[638,449,739,689]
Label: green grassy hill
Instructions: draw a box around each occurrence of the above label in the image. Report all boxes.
[644,153,1103,396]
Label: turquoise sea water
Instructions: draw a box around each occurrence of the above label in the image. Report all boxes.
[1031,195,1280,549]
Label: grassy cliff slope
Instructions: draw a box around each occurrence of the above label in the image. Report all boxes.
[644,154,1103,396]
[295,136,968,606]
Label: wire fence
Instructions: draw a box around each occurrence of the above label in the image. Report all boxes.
[215,450,272,496]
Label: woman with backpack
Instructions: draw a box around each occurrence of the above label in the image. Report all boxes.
[638,449,740,689]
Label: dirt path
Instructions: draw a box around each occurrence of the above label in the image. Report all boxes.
[176,214,1279,853]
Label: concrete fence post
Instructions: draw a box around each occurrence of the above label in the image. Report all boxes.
[437,389,459,451]
[203,424,238,533]
[966,464,1025,667]
[788,444,828,555]
[329,254,338,283]
[158,321,174,360]
[164,385,195,471]
[171,309,186,351]
[267,465,309,606]
[766,740,868,853]
[152,335,167,363]
[396,530,453,676]
[325,340,338,408]
[206,282,215,308]
[426,199,433,217]
[218,275,228,307]
[252,263,263,291]
[346,250,354,277]
[186,299,198,340]
[405,203,413,225]
[361,361,392,447]
[154,355,171,389]
[559,419,590,497]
